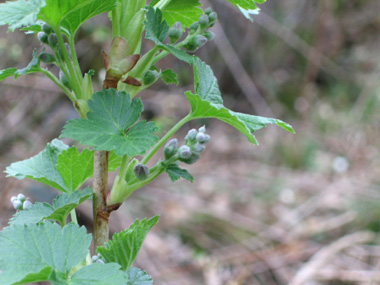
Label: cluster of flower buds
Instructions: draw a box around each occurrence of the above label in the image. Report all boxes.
[91,254,105,264]
[10,194,32,211]
[164,126,211,165]
[183,9,217,52]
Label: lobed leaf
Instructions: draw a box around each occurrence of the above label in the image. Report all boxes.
[9,188,93,226]
[68,263,127,284]
[160,69,178,85]
[127,267,153,285]
[164,163,194,182]
[160,0,203,28]
[97,216,159,271]
[186,57,294,144]
[60,89,159,157]
[0,223,91,285]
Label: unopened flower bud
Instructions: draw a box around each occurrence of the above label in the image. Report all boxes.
[164,139,179,160]
[180,152,201,164]
[205,8,213,15]
[208,12,217,27]
[178,145,192,159]
[143,70,159,85]
[59,71,70,88]
[168,22,183,44]
[192,143,206,153]
[38,32,48,44]
[12,200,23,210]
[190,35,207,50]
[198,126,206,133]
[10,196,17,203]
[48,33,58,47]
[203,30,215,41]
[196,132,207,143]
[189,22,200,34]
[199,14,209,29]
[42,23,53,35]
[185,129,197,142]
[134,164,150,180]
[17,193,26,202]
[39,52,56,63]
[96,259,105,264]
[23,200,32,210]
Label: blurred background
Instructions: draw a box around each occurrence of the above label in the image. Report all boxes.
[1,0,380,284]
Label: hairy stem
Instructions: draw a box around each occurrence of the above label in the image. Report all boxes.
[93,150,109,249]
[39,68,76,102]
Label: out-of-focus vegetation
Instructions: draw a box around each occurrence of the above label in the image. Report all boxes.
[1,0,380,284]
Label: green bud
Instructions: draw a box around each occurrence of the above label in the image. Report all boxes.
[48,33,58,48]
[208,12,217,27]
[164,138,179,160]
[203,30,215,41]
[185,129,197,142]
[198,126,206,133]
[38,32,48,44]
[10,196,17,203]
[205,8,213,15]
[190,22,200,34]
[184,35,208,52]
[17,193,26,202]
[39,52,56,63]
[23,200,32,210]
[199,14,209,29]
[143,70,159,85]
[178,145,192,160]
[196,132,207,143]
[192,142,206,153]
[180,152,201,164]
[168,22,183,44]
[134,163,150,180]
[42,23,53,34]
[59,71,70,88]
[12,200,23,210]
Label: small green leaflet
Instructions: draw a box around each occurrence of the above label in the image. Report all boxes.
[144,6,193,64]
[164,163,194,182]
[226,0,264,10]
[0,223,91,285]
[0,49,41,82]
[61,89,159,157]
[97,216,159,271]
[0,0,44,31]
[127,267,153,285]
[160,0,203,28]
[9,188,93,226]
[185,57,294,144]
[160,69,178,85]
[66,263,127,284]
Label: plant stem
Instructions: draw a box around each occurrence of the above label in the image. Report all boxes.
[141,113,192,164]
[39,69,76,102]
[70,209,78,224]
[93,150,109,249]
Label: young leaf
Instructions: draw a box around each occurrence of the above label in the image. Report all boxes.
[226,0,260,10]
[109,150,123,171]
[160,0,203,28]
[160,69,178,85]
[97,216,159,271]
[164,163,194,182]
[0,0,44,31]
[186,57,294,144]
[38,0,117,35]
[68,263,128,284]
[10,188,93,226]
[57,147,94,193]
[0,49,41,82]
[127,267,153,285]
[0,223,91,285]
[60,89,159,157]
[5,139,69,192]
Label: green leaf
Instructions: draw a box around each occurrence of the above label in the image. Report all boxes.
[0,223,91,285]
[0,48,41,82]
[226,0,259,10]
[127,267,153,285]
[143,6,193,64]
[10,188,93,226]
[144,6,169,43]
[97,216,159,271]
[186,57,294,144]
[161,0,203,28]
[38,0,117,35]
[0,0,45,31]
[109,150,123,172]
[5,141,96,193]
[68,263,127,284]
[160,69,178,85]
[5,139,69,192]
[57,147,94,193]
[60,89,159,157]
[164,163,194,182]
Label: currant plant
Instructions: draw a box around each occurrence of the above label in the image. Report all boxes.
[0,0,294,284]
